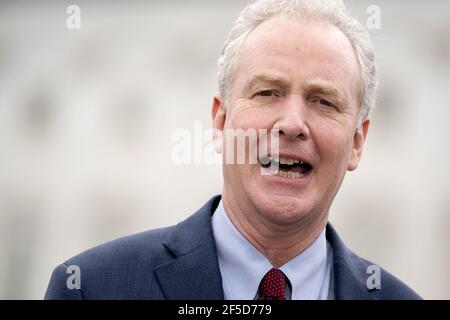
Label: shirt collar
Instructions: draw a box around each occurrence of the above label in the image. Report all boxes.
[212,199,330,300]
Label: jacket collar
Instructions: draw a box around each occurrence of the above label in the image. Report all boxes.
[154,196,224,300]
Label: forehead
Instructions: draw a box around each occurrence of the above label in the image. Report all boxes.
[234,16,361,100]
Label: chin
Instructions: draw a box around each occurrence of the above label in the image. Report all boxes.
[249,191,315,225]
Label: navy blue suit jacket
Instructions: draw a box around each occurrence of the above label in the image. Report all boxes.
[45,195,421,300]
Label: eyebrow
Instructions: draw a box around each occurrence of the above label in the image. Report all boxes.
[242,74,349,105]
[242,74,290,93]
[304,80,348,105]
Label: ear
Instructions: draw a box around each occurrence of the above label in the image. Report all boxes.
[211,94,227,154]
[348,118,370,171]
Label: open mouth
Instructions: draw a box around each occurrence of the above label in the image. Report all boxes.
[259,156,313,179]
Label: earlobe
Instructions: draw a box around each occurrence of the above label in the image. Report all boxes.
[211,95,226,154]
[348,118,370,171]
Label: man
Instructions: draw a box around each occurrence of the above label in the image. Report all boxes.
[45,0,421,300]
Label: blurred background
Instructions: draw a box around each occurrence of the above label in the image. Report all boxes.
[0,0,448,299]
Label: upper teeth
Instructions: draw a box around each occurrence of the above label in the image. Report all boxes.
[260,156,304,165]
[277,157,301,165]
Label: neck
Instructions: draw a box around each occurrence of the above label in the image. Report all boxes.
[221,192,328,268]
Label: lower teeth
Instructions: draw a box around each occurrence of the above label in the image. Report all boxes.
[276,171,304,179]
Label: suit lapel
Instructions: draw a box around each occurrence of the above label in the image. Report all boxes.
[326,224,377,300]
[154,196,224,300]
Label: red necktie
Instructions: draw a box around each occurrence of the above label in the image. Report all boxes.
[258,268,288,300]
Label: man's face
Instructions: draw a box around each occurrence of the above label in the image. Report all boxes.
[212,17,369,226]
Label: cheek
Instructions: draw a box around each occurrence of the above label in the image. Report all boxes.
[222,112,261,173]
[226,104,275,130]
[223,108,274,161]
[314,125,354,171]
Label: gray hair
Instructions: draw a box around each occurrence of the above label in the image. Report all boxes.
[217,0,377,124]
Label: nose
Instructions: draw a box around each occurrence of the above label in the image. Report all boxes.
[272,95,310,140]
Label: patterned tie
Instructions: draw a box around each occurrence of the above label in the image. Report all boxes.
[258,268,288,300]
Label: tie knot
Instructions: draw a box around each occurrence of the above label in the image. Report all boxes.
[258,268,288,300]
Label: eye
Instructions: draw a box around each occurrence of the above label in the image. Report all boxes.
[314,98,337,109]
[320,99,334,107]
[256,90,275,97]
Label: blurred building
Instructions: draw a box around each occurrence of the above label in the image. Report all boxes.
[0,0,448,299]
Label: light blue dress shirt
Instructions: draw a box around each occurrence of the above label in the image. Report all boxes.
[212,200,334,300]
